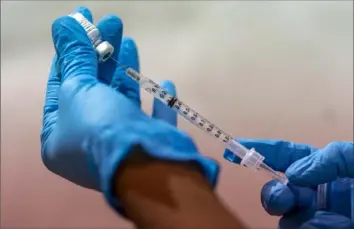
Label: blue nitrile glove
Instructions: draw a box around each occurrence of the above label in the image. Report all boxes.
[224,140,354,229]
[40,6,219,214]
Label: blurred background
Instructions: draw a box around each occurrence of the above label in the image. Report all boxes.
[1,1,353,228]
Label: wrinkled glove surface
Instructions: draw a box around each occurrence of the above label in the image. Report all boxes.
[224,140,354,229]
[41,6,219,214]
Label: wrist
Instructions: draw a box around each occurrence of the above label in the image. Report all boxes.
[114,148,246,229]
[90,119,220,215]
[115,146,212,206]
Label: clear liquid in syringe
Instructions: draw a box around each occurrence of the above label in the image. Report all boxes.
[122,64,289,185]
[125,67,233,145]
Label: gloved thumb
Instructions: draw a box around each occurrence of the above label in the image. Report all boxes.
[261,180,296,216]
[300,211,354,229]
[51,14,98,82]
[261,180,314,216]
[286,142,354,187]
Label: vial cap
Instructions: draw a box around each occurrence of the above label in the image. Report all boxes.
[96,41,114,62]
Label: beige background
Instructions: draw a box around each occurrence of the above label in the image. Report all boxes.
[1,1,353,228]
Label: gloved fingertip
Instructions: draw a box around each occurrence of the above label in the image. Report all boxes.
[121,37,138,54]
[285,154,320,187]
[261,180,295,216]
[119,37,139,71]
[285,171,308,187]
[51,16,75,42]
[74,6,93,22]
[152,80,177,126]
[98,14,123,28]
[288,142,354,187]
[160,80,176,96]
[96,15,124,84]
[223,149,241,164]
[300,211,354,229]
[51,16,67,35]
[110,36,140,105]
[97,15,123,43]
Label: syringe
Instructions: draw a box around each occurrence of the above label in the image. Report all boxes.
[118,64,288,184]
[70,12,289,185]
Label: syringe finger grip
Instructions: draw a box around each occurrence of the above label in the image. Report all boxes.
[240,148,265,169]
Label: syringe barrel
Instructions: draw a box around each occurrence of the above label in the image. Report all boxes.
[124,67,289,184]
[227,140,264,170]
[69,12,114,62]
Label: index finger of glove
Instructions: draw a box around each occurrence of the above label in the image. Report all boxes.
[286,142,354,187]
[51,15,98,82]
[223,139,317,172]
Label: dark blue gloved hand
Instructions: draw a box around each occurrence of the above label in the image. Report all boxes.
[224,140,354,229]
[41,7,219,214]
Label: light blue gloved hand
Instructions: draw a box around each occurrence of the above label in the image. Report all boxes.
[41,7,219,214]
[224,140,354,229]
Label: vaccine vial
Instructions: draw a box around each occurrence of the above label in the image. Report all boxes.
[69,12,114,62]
